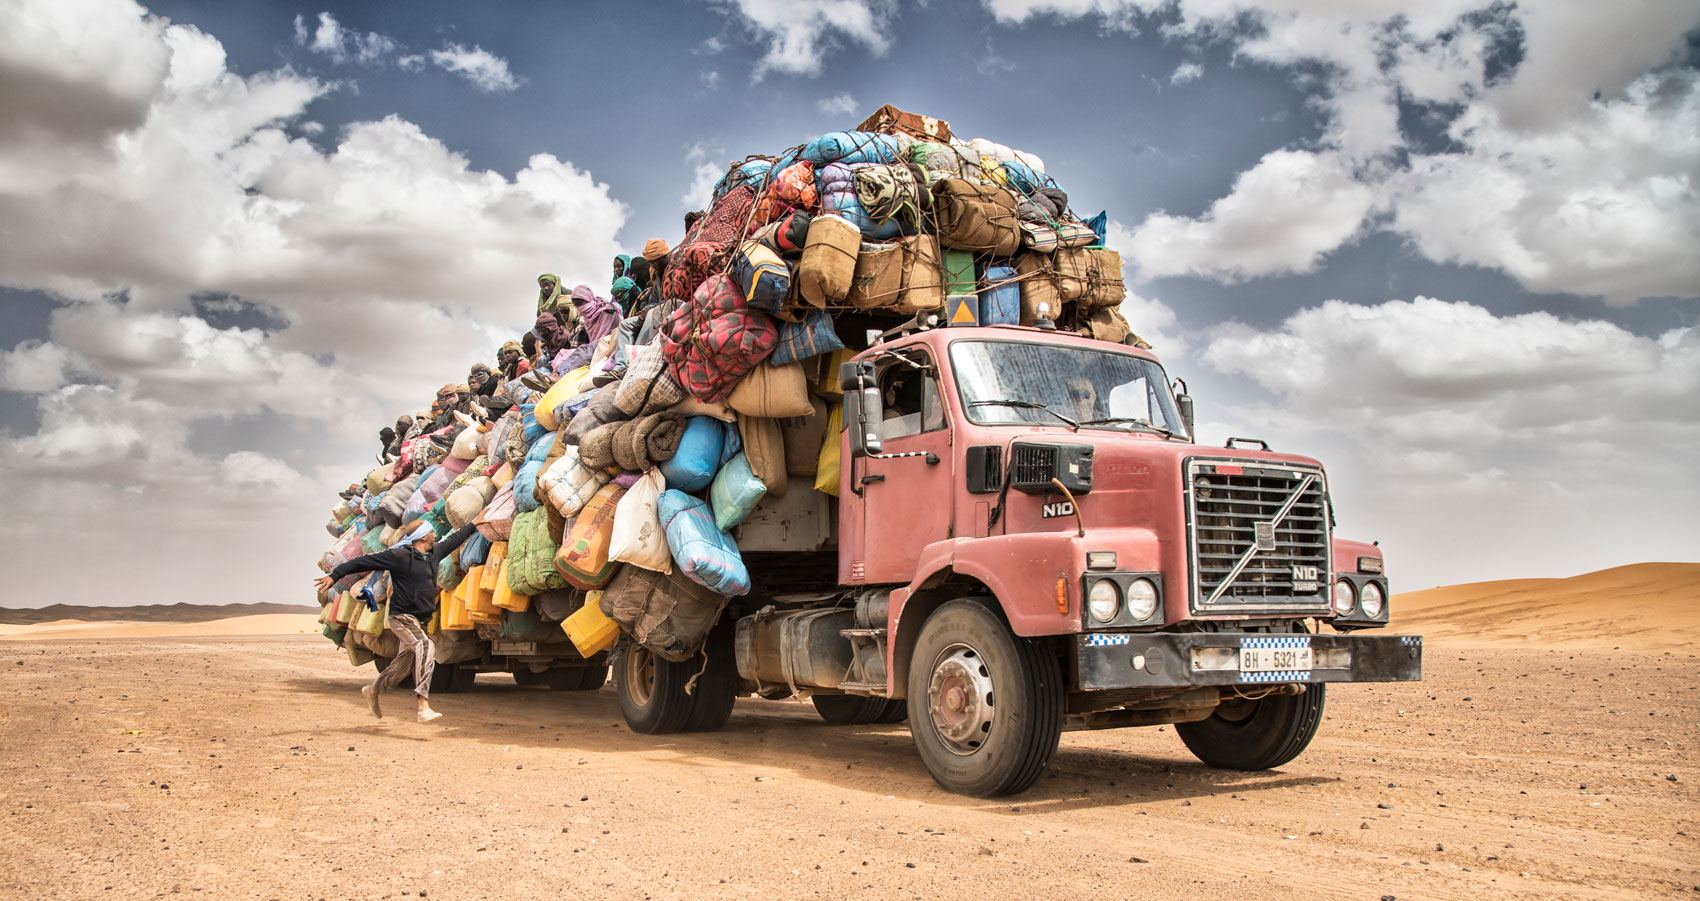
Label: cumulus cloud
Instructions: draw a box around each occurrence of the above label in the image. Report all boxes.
[1202,297,1700,583]
[429,42,521,93]
[816,92,858,115]
[1125,150,1375,282]
[1168,61,1202,85]
[0,0,623,604]
[987,0,1700,304]
[725,0,894,79]
[293,11,397,66]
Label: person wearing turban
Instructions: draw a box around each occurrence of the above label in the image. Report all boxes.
[552,285,623,373]
[611,276,638,315]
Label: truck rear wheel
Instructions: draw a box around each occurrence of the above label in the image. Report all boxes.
[613,645,694,734]
[681,625,738,733]
[429,662,465,694]
[906,600,1063,797]
[1176,684,1326,771]
[534,665,608,691]
[812,695,907,725]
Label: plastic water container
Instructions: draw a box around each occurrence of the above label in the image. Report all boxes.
[562,592,619,657]
[981,265,1020,325]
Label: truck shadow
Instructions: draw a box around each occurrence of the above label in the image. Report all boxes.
[287,674,1337,813]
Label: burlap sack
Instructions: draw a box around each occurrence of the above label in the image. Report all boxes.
[896,234,944,315]
[797,213,860,308]
[932,177,1020,257]
[737,413,788,498]
[846,241,903,310]
[728,362,814,418]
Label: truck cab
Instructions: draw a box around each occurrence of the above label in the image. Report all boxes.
[616,321,1422,797]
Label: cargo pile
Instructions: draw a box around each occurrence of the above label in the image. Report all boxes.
[314,105,1145,669]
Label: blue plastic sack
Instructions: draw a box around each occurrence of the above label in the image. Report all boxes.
[713,158,774,203]
[660,417,724,492]
[1000,160,1053,196]
[720,419,742,465]
[800,131,901,167]
[819,187,903,239]
[1085,211,1108,248]
[770,310,846,366]
[658,490,750,596]
[710,452,767,531]
[459,532,491,568]
[514,433,556,514]
[520,403,547,445]
[981,265,1021,326]
[364,491,384,515]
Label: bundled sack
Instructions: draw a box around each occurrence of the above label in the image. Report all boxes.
[506,507,569,596]
[659,415,725,492]
[553,482,626,590]
[450,421,484,461]
[737,412,787,498]
[752,160,816,225]
[782,396,830,477]
[798,131,902,168]
[710,452,766,531]
[657,489,750,597]
[858,105,953,143]
[445,476,496,529]
[662,184,756,302]
[968,137,1046,178]
[769,310,845,367]
[579,411,686,472]
[931,177,1021,257]
[897,234,944,315]
[1079,247,1126,309]
[599,564,731,662]
[609,468,671,573]
[846,241,902,309]
[364,467,393,494]
[661,273,779,404]
[711,157,773,204]
[817,162,904,240]
[815,401,844,496]
[513,432,557,514]
[909,141,962,184]
[748,208,812,258]
[539,443,613,517]
[727,361,813,418]
[563,385,630,446]
[1019,219,1098,255]
[796,213,860,308]
[475,480,517,541]
[614,343,687,417]
[853,162,925,231]
[1075,305,1147,346]
[730,240,791,315]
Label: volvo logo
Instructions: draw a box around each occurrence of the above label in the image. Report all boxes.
[1253,521,1277,551]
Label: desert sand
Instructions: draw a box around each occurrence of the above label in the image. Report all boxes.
[0,613,322,641]
[1,564,1694,899]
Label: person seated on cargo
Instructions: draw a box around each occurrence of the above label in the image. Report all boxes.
[611,253,633,286]
[315,521,480,724]
[537,272,564,315]
[626,257,655,315]
[552,286,622,373]
[641,238,670,291]
[497,340,528,381]
[377,427,396,464]
[468,363,500,399]
[611,276,638,316]
[532,312,573,376]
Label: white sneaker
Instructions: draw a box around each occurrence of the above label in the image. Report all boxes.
[361,684,382,719]
[416,706,443,724]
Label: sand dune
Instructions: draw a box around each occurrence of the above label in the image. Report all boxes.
[0,614,322,641]
[1391,562,1700,650]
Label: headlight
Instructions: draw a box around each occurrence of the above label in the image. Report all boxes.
[1359,581,1385,618]
[1332,579,1357,616]
[1125,578,1159,621]
[1087,579,1120,623]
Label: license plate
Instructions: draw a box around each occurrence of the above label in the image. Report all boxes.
[1240,641,1313,672]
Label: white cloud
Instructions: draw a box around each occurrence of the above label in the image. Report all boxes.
[986,0,1700,304]
[1168,61,1202,84]
[701,69,721,90]
[1202,297,1700,585]
[816,92,859,115]
[726,0,894,79]
[0,0,625,604]
[1125,149,1374,282]
[396,54,424,72]
[682,162,722,210]
[429,42,521,93]
[293,11,397,66]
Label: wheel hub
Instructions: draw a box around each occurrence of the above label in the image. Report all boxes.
[927,644,994,755]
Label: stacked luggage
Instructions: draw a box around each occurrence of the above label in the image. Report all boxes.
[313,105,1143,673]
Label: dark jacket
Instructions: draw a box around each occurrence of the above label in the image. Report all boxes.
[328,523,479,623]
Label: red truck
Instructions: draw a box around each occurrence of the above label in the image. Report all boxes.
[608,315,1422,797]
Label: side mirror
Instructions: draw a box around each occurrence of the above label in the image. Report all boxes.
[843,360,884,457]
[1173,378,1195,441]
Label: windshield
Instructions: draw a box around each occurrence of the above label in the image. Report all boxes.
[949,339,1184,435]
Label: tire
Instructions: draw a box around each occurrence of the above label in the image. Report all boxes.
[905,600,1063,797]
[612,645,694,735]
[812,695,906,725]
[538,666,608,691]
[1176,683,1326,771]
[570,665,609,691]
[449,666,476,692]
[681,626,738,733]
[428,662,461,694]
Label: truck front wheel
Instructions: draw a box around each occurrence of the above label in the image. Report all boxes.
[906,600,1063,797]
[1175,684,1326,771]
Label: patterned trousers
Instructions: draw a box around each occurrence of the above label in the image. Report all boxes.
[375,614,435,699]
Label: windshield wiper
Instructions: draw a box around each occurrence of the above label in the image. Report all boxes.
[968,399,1079,431]
[1078,417,1180,439]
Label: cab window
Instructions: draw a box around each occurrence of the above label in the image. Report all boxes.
[879,352,945,440]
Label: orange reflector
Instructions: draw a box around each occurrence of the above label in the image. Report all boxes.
[1054,576,1069,614]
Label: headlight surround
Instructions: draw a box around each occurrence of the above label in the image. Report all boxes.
[1087,579,1121,623]
[1359,581,1385,618]
[1125,578,1159,621]
[1332,579,1357,616]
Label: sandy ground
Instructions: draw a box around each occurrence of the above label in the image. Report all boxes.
[0,614,322,641]
[1,629,1694,900]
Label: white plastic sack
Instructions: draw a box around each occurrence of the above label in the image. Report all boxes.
[446,476,496,528]
[450,422,484,461]
[540,444,613,517]
[608,469,671,574]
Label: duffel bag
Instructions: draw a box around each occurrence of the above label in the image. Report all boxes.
[662,273,779,403]
[931,177,1020,256]
[727,361,813,418]
[599,564,731,662]
[730,240,791,315]
[769,309,845,366]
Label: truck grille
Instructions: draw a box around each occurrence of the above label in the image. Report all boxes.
[1185,460,1331,612]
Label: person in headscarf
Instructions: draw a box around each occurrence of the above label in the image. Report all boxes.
[552,285,622,373]
[533,312,572,371]
[497,340,527,380]
[378,427,396,464]
[468,362,500,399]
[611,276,638,315]
[537,273,564,314]
[611,254,633,285]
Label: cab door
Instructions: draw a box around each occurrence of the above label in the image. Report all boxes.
[851,350,955,584]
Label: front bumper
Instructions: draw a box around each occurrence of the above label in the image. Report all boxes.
[1074,632,1423,691]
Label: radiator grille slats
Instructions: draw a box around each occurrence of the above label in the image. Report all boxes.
[1188,462,1330,611]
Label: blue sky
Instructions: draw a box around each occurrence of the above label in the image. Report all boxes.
[1,0,1697,604]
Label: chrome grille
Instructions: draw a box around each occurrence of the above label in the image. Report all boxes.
[1186,460,1330,612]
